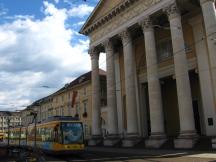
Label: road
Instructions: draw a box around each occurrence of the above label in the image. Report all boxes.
[1,148,216,162]
[42,151,216,162]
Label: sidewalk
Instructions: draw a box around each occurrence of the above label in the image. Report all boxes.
[86,146,216,159]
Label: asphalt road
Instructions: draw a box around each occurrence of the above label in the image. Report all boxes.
[1,149,216,162]
[41,151,216,162]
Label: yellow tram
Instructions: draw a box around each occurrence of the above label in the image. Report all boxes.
[8,116,85,154]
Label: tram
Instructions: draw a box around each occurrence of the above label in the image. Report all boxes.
[7,116,85,154]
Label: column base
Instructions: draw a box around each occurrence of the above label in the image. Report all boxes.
[103,134,120,146]
[145,133,167,148]
[122,133,141,147]
[174,131,198,149]
[88,135,103,146]
[212,138,216,149]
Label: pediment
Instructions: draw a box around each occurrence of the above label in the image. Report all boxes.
[80,0,125,34]
[80,0,162,36]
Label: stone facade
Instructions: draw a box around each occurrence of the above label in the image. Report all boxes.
[80,0,216,149]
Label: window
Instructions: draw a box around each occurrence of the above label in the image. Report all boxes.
[84,124,89,136]
[83,101,87,113]
[76,104,79,114]
[57,108,61,115]
[61,122,83,144]
[68,93,71,99]
[39,127,54,142]
[157,38,173,62]
[62,108,64,116]
[83,88,87,96]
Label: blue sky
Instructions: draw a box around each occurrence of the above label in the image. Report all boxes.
[0,0,106,111]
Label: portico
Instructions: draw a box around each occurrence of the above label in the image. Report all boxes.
[80,0,216,149]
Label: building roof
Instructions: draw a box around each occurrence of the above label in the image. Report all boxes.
[25,92,53,110]
[68,69,106,87]
[53,69,106,95]
[0,111,20,116]
[21,69,106,110]
[79,0,103,34]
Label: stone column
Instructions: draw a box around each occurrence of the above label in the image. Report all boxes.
[139,17,167,148]
[189,15,216,136]
[103,39,119,146]
[200,0,216,106]
[114,52,124,137]
[164,2,198,148]
[88,47,102,146]
[119,29,140,147]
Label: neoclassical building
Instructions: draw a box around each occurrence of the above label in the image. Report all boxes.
[80,0,216,149]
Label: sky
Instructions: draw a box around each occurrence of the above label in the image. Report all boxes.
[0,0,106,111]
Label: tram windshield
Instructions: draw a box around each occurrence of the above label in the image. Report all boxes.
[61,122,83,144]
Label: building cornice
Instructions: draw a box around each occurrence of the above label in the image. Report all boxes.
[80,0,139,35]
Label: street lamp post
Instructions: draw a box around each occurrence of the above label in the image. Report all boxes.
[5,111,12,149]
[30,111,37,149]
[7,117,11,148]
[18,126,22,147]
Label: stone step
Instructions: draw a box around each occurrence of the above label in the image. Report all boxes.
[194,136,212,150]
[161,138,174,149]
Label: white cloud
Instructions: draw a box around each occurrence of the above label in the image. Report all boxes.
[54,0,60,3]
[0,3,8,16]
[67,4,94,18]
[0,71,44,111]
[0,1,96,111]
[72,21,85,27]
[4,15,35,20]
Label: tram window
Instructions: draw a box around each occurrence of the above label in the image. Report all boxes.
[29,127,35,137]
[40,127,54,142]
[61,122,83,144]
[41,128,46,142]
[54,125,59,143]
[21,130,26,139]
[37,128,40,135]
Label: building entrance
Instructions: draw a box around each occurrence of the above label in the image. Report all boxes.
[192,100,201,135]
[161,76,180,137]
[140,83,151,137]
[189,71,203,135]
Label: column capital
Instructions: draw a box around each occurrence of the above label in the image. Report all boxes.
[163,2,181,20]
[88,47,99,60]
[139,16,154,32]
[119,29,132,46]
[102,39,113,52]
[200,0,215,4]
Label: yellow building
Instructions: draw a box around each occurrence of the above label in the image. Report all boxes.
[21,101,40,126]
[80,0,216,148]
[38,96,53,122]
[51,70,107,140]
[20,70,107,140]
